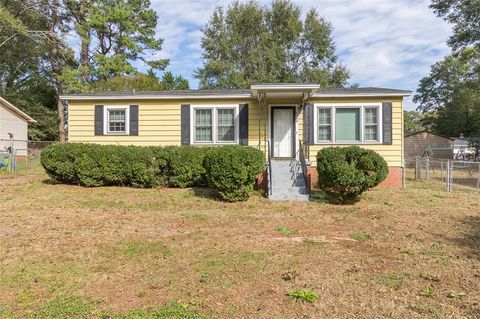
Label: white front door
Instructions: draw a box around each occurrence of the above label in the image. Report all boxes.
[272,108,294,158]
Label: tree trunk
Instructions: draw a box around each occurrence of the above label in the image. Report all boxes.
[49,0,67,142]
[78,0,90,82]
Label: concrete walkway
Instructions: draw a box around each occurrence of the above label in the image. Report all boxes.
[269,159,309,201]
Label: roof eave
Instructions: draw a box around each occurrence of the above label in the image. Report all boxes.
[0,96,37,123]
[60,94,253,100]
[312,92,412,98]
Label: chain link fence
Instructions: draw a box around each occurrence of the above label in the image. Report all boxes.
[405,157,480,192]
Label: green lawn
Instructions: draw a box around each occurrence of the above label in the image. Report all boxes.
[0,159,479,318]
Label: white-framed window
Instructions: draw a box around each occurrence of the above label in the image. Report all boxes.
[104,106,129,135]
[314,103,382,144]
[317,108,332,142]
[191,105,239,144]
[364,107,379,142]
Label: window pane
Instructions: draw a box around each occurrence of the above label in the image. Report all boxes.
[195,109,212,126]
[365,108,377,124]
[195,109,212,142]
[318,109,331,125]
[195,127,212,142]
[108,109,126,132]
[365,125,377,141]
[217,109,234,126]
[318,126,331,141]
[218,126,234,141]
[335,108,360,141]
[217,109,235,142]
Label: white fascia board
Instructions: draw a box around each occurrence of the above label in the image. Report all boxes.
[251,84,320,90]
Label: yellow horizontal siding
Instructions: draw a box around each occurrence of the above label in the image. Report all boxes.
[68,96,404,167]
[307,97,403,166]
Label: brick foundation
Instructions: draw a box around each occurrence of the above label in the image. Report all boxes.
[256,170,268,190]
[307,166,403,190]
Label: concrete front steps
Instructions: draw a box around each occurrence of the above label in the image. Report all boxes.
[268,159,309,201]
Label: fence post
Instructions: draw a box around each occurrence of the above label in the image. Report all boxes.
[440,161,444,185]
[477,163,480,191]
[415,156,419,180]
[8,133,14,173]
[426,158,430,181]
[446,161,450,192]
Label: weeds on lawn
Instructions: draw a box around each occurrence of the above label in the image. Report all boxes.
[119,240,171,259]
[375,272,405,290]
[401,249,414,256]
[419,287,436,298]
[39,296,94,318]
[447,291,466,299]
[420,242,451,264]
[350,232,370,241]
[302,237,315,244]
[99,301,203,319]
[199,273,210,283]
[276,226,296,237]
[287,290,318,303]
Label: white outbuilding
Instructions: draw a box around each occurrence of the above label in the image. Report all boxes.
[0,96,36,158]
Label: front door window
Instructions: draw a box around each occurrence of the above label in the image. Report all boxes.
[272,108,294,158]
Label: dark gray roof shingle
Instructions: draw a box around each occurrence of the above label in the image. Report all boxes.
[62,86,411,97]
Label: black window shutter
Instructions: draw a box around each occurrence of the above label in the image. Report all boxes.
[94,105,104,136]
[239,104,248,145]
[129,105,139,136]
[303,103,314,145]
[382,102,393,145]
[181,104,190,145]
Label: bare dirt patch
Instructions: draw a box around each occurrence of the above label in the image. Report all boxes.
[0,163,479,318]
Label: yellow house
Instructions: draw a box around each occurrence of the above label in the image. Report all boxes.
[62,84,410,200]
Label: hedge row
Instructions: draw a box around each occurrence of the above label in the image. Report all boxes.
[40,143,265,202]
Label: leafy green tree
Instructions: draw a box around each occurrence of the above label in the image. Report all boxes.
[404,111,430,133]
[196,0,349,88]
[0,0,62,140]
[414,47,480,136]
[430,0,480,51]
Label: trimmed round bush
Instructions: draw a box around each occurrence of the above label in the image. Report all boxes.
[165,146,210,187]
[316,146,388,202]
[204,145,265,202]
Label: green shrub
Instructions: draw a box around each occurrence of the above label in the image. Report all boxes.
[41,143,265,202]
[316,146,388,203]
[204,145,265,202]
[165,146,209,187]
[41,143,168,188]
[40,143,88,183]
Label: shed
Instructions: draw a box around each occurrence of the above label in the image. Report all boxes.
[0,96,36,158]
[405,130,454,159]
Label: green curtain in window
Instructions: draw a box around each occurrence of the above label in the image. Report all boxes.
[335,108,360,141]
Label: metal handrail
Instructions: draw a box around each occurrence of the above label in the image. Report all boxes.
[298,140,309,194]
[266,140,273,195]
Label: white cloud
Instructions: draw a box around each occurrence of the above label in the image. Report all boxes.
[150,0,452,110]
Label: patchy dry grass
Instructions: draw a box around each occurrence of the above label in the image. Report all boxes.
[0,159,479,318]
